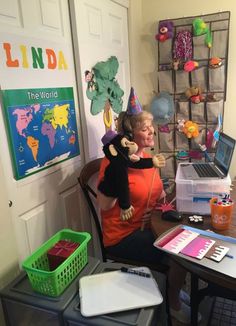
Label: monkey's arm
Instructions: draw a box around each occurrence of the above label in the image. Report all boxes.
[129,154,166,169]
[129,157,153,169]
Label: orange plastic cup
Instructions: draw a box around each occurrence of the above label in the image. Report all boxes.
[210,197,234,230]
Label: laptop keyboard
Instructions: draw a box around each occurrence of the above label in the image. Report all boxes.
[192,164,220,177]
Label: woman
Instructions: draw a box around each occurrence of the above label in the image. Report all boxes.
[97,110,200,324]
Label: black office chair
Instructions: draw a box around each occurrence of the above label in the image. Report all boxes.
[78,158,169,272]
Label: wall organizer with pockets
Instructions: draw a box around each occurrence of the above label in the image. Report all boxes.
[155,12,230,180]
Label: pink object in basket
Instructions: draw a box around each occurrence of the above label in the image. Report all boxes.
[47,240,80,270]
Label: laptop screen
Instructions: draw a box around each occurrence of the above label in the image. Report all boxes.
[214,132,235,176]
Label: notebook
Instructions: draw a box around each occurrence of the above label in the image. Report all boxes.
[181,132,235,180]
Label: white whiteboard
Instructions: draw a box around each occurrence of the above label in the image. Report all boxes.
[79,267,163,317]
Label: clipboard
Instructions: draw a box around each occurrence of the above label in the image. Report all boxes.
[79,267,163,317]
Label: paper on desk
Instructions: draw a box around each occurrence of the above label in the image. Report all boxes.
[162,229,199,253]
[205,242,230,262]
[181,237,215,259]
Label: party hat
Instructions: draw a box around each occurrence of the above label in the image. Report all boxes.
[126,87,142,115]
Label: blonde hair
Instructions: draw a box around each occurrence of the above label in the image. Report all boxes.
[117,111,153,138]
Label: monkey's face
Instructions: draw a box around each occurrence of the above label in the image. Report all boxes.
[104,134,139,161]
[120,137,138,155]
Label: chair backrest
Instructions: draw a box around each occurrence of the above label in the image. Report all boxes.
[78,158,107,261]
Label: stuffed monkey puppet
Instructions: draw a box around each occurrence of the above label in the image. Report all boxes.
[98,133,165,221]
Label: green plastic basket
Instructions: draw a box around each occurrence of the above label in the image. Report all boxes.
[22,229,91,297]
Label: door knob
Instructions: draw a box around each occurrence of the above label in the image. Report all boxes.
[8,200,13,207]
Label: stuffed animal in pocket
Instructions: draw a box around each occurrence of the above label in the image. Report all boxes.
[155,20,174,42]
[185,86,204,104]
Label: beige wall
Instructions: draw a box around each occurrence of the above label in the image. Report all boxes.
[129,0,236,178]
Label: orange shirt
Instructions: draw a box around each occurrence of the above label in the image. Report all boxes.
[98,152,163,247]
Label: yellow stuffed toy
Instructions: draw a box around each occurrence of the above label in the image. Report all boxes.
[183,120,199,138]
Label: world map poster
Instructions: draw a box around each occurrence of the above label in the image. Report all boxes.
[2,87,80,179]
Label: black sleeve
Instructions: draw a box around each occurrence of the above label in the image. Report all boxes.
[129,158,153,169]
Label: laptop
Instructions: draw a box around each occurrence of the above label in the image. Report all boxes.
[181,132,236,180]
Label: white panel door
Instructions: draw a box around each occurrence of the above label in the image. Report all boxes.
[0,0,84,263]
[70,0,130,161]
[0,156,19,288]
